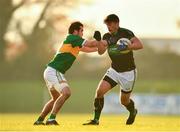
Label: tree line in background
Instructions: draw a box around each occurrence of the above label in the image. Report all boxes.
[0,0,94,81]
[0,0,180,81]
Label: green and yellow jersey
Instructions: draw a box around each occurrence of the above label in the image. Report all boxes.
[48,34,86,74]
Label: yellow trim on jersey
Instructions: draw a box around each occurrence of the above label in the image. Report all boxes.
[59,44,80,57]
[120,50,131,54]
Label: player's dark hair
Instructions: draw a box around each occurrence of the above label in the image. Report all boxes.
[68,21,83,34]
[104,14,119,23]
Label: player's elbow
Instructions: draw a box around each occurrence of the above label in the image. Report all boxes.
[137,39,143,49]
[131,38,143,50]
[139,43,143,49]
[97,48,106,55]
[133,42,143,50]
[98,50,105,55]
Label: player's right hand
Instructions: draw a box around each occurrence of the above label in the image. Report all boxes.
[93,31,101,41]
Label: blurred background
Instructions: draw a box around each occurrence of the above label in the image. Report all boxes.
[0,0,180,114]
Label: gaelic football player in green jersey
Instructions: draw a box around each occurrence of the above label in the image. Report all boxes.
[83,14,143,125]
[34,21,99,125]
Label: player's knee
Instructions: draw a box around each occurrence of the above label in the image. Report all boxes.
[62,89,71,99]
[66,91,71,98]
[64,92,71,99]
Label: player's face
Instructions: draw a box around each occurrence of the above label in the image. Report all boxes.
[106,22,119,34]
[77,26,84,37]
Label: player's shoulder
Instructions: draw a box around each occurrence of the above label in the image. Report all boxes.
[119,27,135,37]
[64,34,82,43]
[66,34,81,41]
[120,27,133,33]
[103,32,111,40]
[103,32,111,36]
[65,34,85,47]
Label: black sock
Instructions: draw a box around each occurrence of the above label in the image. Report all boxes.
[49,114,56,120]
[93,97,104,121]
[125,99,135,112]
[37,116,44,122]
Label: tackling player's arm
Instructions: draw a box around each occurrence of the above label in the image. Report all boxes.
[80,40,98,53]
[82,39,107,54]
[80,45,98,53]
[97,40,107,55]
[84,40,98,47]
[128,37,143,50]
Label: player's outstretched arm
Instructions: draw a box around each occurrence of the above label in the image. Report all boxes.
[128,37,143,50]
[80,46,98,53]
[84,40,98,47]
[80,39,99,53]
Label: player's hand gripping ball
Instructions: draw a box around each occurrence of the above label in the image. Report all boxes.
[117,38,131,53]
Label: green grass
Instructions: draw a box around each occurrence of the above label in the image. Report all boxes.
[0,113,180,131]
[0,80,99,113]
[134,79,180,93]
[0,79,180,113]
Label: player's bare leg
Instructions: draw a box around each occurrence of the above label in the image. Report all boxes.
[34,88,60,125]
[40,89,60,118]
[121,92,137,125]
[46,86,71,125]
[83,80,112,125]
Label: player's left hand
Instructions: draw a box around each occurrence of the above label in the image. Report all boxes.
[93,31,101,41]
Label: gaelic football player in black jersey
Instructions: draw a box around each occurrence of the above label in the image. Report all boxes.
[83,14,143,125]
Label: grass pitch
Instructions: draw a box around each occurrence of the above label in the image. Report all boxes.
[0,113,180,132]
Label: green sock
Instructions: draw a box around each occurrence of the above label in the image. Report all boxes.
[94,111,101,121]
[49,114,56,120]
[37,116,44,122]
[93,98,104,121]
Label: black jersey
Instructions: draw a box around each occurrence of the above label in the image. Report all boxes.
[103,27,136,72]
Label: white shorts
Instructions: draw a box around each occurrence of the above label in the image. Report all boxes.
[43,66,69,93]
[103,67,137,93]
